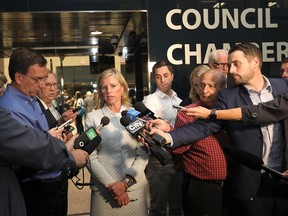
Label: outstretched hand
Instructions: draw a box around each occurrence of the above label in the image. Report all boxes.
[181,106,210,119]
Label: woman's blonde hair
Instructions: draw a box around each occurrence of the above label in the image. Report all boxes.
[189,65,210,102]
[95,68,131,109]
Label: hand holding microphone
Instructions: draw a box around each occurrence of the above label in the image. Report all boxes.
[74,116,110,154]
[120,115,171,165]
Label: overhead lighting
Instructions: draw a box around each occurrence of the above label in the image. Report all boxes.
[91,37,99,45]
[91,31,103,35]
[91,47,98,54]
[213,2,226,8]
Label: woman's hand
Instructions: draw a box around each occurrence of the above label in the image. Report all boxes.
[107,181,127,198]
[115,191,130,206]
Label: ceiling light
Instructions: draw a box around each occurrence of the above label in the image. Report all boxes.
[90,31,103,35]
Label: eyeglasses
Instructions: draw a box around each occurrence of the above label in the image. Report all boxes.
[44,83,57,89]
[22,73,48,84]
[213,62,230,68]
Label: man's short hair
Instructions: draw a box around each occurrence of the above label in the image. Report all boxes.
[152,61,173,77]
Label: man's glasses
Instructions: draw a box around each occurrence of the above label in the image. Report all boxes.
[213,62,230,68]
[45,83,57,89]
[22,73,48,84]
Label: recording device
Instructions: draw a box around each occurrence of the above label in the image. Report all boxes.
[74,116,110,154]
[122,108,147,123]
[134,102,157,120]
[57,118,72,129]
[222,146,285,179]
[173,104,186,110]
[120,116,171,165]
[72,106,82,113]
[57,118,75,135]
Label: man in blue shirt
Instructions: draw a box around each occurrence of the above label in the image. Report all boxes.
[0,47,71,215]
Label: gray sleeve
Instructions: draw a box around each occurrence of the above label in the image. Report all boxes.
[0,109,76,172]
[242,93,288,126]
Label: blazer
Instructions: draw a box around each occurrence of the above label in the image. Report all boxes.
[37,98,58,129]
[169,78,288,200]
[242,91,288,170]
[242,92,288,125]
[0,110,75,216]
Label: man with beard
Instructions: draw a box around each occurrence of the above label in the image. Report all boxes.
[147,43,288,215]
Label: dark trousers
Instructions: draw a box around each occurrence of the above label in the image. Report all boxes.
[76,115,84,134]
[20,177,68,216]
[145,156,183,216]
[182,173,223,216]
[229,173,288,215]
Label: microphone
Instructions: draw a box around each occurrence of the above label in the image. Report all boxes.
[96,116,110,131]
[222,146,284,179]
[74,116,110,154]
[120,116,171,165]
[123,108,147,123]
[134,102,157,120]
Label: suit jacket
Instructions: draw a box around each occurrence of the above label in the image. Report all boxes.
[242,92,288,124]
[242,91,288,169]
[0,110,75,215]
[37,98,58,129]
[169,78,288,200]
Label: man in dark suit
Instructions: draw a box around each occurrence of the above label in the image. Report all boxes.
[148,43,288,215]
[0,109,88,216]
[37,70,78,215]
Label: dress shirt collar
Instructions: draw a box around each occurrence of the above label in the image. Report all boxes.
[154,88,178,99]
[6,84,38,103]
[244,75,272,94]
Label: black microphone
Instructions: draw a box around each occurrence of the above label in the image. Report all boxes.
[222,146,284,179]
[120,116,171,165]
[74,116,110,154]
[134,101,157,120]
[96,116,110,131]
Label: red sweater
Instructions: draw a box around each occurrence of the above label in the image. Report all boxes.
[171,102,230,180]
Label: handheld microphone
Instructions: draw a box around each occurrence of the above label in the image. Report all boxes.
[123,108,147,123]
[74,116,110,154]
[120,116,171,165]
[134,102,157,120]
[96,116,110,131]
[222,146,284,179]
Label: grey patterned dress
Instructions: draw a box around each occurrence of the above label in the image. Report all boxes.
[85,104,149,216]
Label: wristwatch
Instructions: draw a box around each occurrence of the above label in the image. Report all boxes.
[209,109,217,121]
[122,175,136,189]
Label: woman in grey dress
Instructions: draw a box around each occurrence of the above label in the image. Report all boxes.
[85,68,149,216]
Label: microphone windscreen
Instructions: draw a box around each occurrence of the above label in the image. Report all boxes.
[222,146,263,170]
[134,101,147,113]
[121,110,128,116]
[101,116,110,126]
[120,116,131,126]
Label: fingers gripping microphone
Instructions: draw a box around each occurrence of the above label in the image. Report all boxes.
[120,116,171,165]
[74,116,110,154]
[222,146,284,179]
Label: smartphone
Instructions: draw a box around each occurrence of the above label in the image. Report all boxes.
[57,118,72,130]
[173,104,186,110]
[63,124,75,135]
[72,107,81,113]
